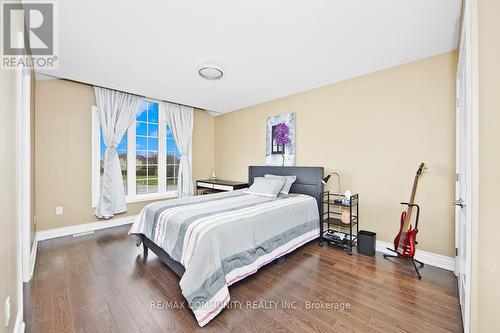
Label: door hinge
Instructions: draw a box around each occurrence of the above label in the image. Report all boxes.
[456,173,459,182]
[456,247,459,256]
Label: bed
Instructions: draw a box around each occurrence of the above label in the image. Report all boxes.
[129,166,324,327]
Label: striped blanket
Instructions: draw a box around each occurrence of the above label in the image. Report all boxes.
[129,189,320,327]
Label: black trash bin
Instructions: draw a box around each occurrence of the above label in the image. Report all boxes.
[358,230,376,256]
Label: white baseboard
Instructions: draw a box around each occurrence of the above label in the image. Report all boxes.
[376,240,455,271]
[33,215,454,272]
[36,214,137,241]
[13,309,24,333]
[29,235,37,280]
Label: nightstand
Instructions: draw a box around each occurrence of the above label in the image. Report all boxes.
[320,192,359,255]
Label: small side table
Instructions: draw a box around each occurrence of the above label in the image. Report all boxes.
[320,192,359,255]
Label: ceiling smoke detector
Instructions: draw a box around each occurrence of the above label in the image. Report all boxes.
[198,65,223,80]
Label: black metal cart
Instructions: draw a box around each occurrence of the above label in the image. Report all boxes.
[319,192,359,255]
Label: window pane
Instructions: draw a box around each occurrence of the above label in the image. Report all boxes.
[148,137,158,151]
[147,152,158,165]
[148,169,158,183]
[166,153,173,164]
[134,101,161,196]
[148,102,159,123]
[166,132,177,151]
[117,149,127,194]
[136,151,147,166]
[136,122,147,136]
[136,165,148,194]
[136,136,147,151]
[147,165,158,193]
[167,178,177,191]
[167,165,175,178]
[123,181,127,194]
[148,123,158,138]
[117,134,127,150]
[137,102,147,122]
[100,130,106,149]
[121,171,127,194]
[165,124,180,191]
[135,151,147,167]
[117,150,127,166]
[136,183,148,195]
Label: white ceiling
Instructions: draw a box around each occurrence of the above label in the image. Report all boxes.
[38,0,462,114]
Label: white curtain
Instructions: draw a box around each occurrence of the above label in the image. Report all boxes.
[95,86,142,218]
[164,102,194,198]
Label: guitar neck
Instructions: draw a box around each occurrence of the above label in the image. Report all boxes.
[403,176,420,230]
[409,176,419,206]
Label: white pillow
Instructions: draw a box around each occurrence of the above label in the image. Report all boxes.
[264,174,297,195]
[246,177,286,198]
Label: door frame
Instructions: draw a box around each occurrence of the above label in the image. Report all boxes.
[21,68,32,283]
[455,27,472,333]
[14,37,30,333]
[455,1,480,332]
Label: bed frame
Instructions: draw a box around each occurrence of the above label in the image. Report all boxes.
[140,165,324,278]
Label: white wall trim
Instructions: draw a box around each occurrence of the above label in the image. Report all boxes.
[32,216,455,273]
[13,309,25,333]
[34,216,455,271]
[29,235,38,279]
[36,215,137,241]
[376,240,455,271]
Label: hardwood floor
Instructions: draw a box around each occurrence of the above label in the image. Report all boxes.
[25,225,463,333]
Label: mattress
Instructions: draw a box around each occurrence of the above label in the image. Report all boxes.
[129,189,320,327]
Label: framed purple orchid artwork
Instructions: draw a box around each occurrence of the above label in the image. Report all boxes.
[266,113,295,166]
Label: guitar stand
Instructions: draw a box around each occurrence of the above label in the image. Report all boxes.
[383,248,424,279]
[383,203,424,279]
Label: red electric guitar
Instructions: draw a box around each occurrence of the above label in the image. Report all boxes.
[384,163,426,278]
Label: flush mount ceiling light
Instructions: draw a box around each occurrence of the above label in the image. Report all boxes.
[198,65,223,80]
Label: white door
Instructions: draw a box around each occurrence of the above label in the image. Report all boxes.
[455,3,472,332]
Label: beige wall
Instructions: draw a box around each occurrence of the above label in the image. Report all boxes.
[0,69,19,332]
[474,0,500,331]
[215,52,457,257]
[193,107,215,183]
[35,79,214,231]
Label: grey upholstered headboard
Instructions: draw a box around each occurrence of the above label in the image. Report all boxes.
[248,166,324,218]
